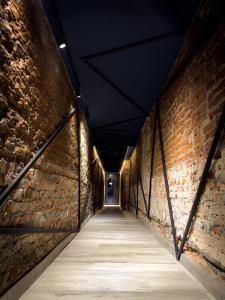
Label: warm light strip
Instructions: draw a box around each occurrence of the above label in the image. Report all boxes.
[120,158,129,174]
[93,146,105,174]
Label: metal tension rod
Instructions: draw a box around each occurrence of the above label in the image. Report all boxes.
[0,227,79,235]
[81,31,183,61]
[177,103,225,260]
[157,104,179,257]
[137,168,148,216]
[84,60,147,116]
[0,108,76,206]
[147,107,157,218]
[92,116,146,131]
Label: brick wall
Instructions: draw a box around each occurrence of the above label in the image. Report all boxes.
[120,160,130,210]
[0,0,104,295]
[92,147,105,211]
[121,0,225,282]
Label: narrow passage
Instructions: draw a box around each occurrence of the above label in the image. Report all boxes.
[21,207,214,300]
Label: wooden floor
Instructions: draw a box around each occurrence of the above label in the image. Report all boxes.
[21,207,214,300]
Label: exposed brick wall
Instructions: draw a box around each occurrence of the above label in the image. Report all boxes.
[121,0,225,282]
[0,0,104,295]
[80,115,93,223]
[120,160,130,209]
[92,147,105,211]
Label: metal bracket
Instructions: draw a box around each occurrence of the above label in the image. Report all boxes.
[147,108,157,218]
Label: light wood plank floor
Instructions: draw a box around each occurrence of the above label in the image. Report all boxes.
[21,207,214,299]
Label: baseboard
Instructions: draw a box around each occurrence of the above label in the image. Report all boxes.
[0,212,94,300]
[131,208,225,300]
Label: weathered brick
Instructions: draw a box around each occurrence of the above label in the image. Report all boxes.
[121,0,225,283]
[0,0,105,296]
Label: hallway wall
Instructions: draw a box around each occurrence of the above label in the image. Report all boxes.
[0,0,104,296]
[120,160,130,210]
[121,0,225,284]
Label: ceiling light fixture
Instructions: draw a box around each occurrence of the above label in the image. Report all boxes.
[59,43,66,49]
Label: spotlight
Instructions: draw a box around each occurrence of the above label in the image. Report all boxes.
[59,43,66,49]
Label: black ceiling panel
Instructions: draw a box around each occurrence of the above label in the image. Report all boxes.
[42,0,200,171]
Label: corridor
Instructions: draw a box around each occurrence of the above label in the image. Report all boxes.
[21,207,214,300]
[0,0,225,299]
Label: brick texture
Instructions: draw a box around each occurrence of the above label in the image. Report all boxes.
[121,0,225,282]
[120,160,130,210]
[0,0,104,295]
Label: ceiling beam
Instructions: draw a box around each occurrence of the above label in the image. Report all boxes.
[91,115,146,131]
[81,30,184,61]
[84,60,148,116]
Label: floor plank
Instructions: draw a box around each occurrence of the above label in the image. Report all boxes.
[20,207,215,300]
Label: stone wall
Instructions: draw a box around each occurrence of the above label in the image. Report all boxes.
[121,0,225,282]
[0,0,104,295]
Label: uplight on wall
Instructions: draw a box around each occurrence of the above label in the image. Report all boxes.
[59,43,66,49]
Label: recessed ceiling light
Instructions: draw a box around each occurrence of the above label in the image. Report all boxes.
[59,43,66,49]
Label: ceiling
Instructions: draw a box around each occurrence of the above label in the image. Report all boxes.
[42,0,200,172]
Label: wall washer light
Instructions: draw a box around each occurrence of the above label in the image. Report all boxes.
[59,43,66,49]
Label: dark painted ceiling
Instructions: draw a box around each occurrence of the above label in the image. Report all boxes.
[42,0,200,172]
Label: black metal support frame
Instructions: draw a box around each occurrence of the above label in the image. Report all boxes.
[0,108,76,206]
[153,101,225,260]
[92,116,145,131]
[81,31,184,124]
[0,108,84,235]
[147,109,157,218]
[81,31,183,61]
[157,104,179,257]
[137,168,148,216]
[177,103,225,259]
[84,60,147,116]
